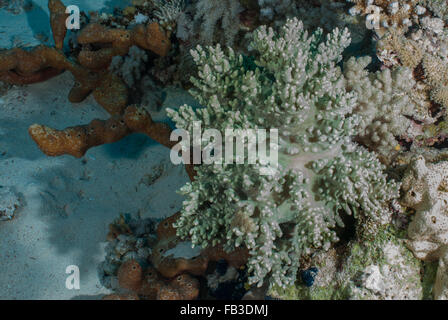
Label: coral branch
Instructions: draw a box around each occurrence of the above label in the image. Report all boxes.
[77,21,171,70]
[28,117,131,157]
[48,0,69,50]
[123,105,175,149]
[28,105,187,162]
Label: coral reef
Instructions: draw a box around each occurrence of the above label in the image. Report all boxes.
[99,214,201,300]
[103,259,200,300]
[343,55,433,163]
[268,227,423,300]
[193,0,244,46]
[109,45,148,88]
[150,213,248,279]
[167,18,400,289]
[3,0,448,301]
[420,0,448,21]
[76,20,171,69]
[400,156,448,299]
[347,0,430,37]
[0,1,181,168]
[377,22,448,110]
[371,9,448,150]
[99,212,248,299]
[28,106,174,157]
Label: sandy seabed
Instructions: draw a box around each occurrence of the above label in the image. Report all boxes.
[0,71,192,299]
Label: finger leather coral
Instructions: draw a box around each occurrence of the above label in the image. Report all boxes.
[167,18,400,289]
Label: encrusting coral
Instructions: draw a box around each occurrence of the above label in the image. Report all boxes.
[193,0,244,46]
[167,18,400,289]
[400,156,448,299]
[268,226,423,300]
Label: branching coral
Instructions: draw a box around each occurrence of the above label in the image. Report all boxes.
[400,156,448,299]
[0,0,182,175]
[422,53,448,108]
[193,0,244,46]
[109,45,149,88]
[420,0,448,21]
[373,12,448,145]
[347,0,429,37]
[29,106,176,157]
[152,0,186,32]
[373,9,448,94]
[343,55,434,163]
[167,18,400,288]
[77,20,171,69]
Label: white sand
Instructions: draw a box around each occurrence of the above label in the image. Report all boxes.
[0,71,193,299]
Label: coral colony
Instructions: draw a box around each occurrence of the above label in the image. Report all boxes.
[2,0,448,301]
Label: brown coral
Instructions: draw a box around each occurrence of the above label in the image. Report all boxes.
[102,293,140,300]
[114,260,200,300]
[0,0,184,176]
[0,45,131,116]
[28,105,179,158]
[77,21,171,70]
[0,0,170,107]
[151,213,248,279]
[28,116,131,157]
[49,0,69,50]
[123,105,176,149]
[117,259,144,292]
[0,46,65,85]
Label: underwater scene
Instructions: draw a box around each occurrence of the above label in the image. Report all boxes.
[0,0,448,301]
